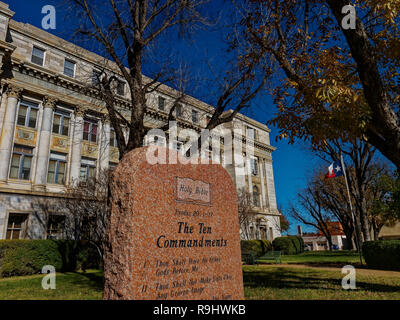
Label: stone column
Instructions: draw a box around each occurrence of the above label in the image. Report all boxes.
[0,85,22,182]
[99,116,110,173]
[246,157,253,203]
[264,159,277,210]
[69,107,84,186]
[34,96,57,189]
[259,159,267,209]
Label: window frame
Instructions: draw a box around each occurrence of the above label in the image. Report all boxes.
[17,100,39,129]
[46,215,65,240]
[109,128,118,148]
[31,46,45,66]
[79,159,97,183]
[92,69,102,87]
[175,104,183,118]
[158,96,166,111]
[47,153,67,185]
[6,213,29,240]
[83,119,99,143]
[116,80,125,96]
[63,59,76,78]
[52,109,71,136]
[192,109,199,123]
[250,157,259,176]
[247,126,257,140]
[9,145,33,180]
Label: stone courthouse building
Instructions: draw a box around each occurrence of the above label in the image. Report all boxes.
[0,2,280,241]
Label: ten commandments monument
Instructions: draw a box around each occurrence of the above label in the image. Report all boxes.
[103,147,244,300]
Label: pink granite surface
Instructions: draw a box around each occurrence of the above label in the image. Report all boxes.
[103,147,244,300]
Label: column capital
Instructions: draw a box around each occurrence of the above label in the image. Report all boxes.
[42,96,58,109]
[6,84,22,99]
[75,106,86,118]
[102,114,111,125]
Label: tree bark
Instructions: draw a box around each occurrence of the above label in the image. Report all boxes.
[326,0,400,169]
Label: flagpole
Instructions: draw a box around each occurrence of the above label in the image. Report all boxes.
[340,155,363,265]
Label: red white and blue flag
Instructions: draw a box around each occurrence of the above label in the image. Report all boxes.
[326,160,344,179]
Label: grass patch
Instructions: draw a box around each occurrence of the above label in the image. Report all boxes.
[243,265,400,300]
[257,250,362,266]
[0,270,103,300]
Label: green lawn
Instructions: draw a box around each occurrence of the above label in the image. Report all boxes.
[243,265,400,300]
[0,270,103,300]
[0,251,398,300]
[257,250,362,266]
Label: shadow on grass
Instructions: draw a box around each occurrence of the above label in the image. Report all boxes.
[68,271,104,292]
[243,268,400,293]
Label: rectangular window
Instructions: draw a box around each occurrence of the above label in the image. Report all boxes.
[31,47,45,66]
[47,215,65,240]
[52,110,70,136]
[83,120,98,143]
[176,104,182,117]
[9,145,33,180]
[110,129,117,148]
[250,157,258,176]
[92,70,101,87]
[64,59,76,77]
[80,158,96,182]
[247,127,256,140]
[47,153,67,185]
[192,109,198,123]
[6,213,29,240]
[17,101,39,129]
[158,96,165,111]
[116,80,125,96]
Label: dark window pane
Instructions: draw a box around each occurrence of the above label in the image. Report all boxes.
[17,106,27,126]
[9,154,21,179]
[158,97,165,111]
[92,70,101,86]
[176,104,182,117]
[32,47,44,66]
[64,60,75,77]
[57,162,66,185]
[91,124,98,143]
[21,156,32,180]
[117,81,125,95]
[83,122,90,141]
[53,115,61,134]
[62,118,70,136]
[28,108,38,128]
[192,110,198,123]
[47,160,56,183]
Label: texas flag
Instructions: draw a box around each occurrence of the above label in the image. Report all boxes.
[326,160,344,179]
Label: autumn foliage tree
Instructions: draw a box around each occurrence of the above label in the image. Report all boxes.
[241,0,400,169]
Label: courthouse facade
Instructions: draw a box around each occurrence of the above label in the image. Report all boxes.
[0,2,280,241]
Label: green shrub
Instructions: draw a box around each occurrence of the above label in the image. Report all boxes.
[272,236,304,255]
[362,240,400,271]
[240,240,272,258]
[0,240,101,277]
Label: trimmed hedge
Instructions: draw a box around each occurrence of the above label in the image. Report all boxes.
[272,236,304,255]
[362,240,400,271]
[240,240,272,258]
[0,240,101,277]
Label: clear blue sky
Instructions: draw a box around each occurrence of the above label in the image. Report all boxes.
[9,0,324,234]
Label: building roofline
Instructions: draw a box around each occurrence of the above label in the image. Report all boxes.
[6,3,273,134]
